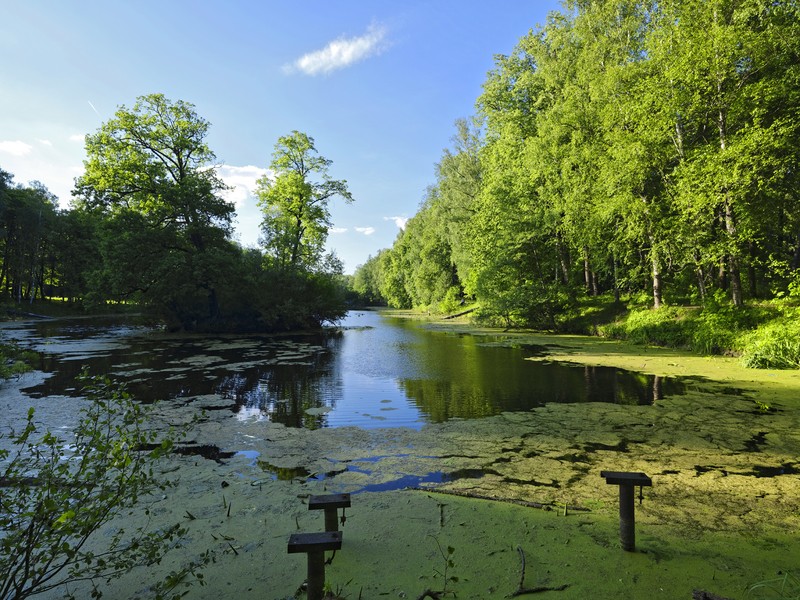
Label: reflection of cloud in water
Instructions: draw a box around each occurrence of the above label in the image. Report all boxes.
[236,405,268,422]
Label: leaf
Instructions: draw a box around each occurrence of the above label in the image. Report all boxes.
[55,510,76,527]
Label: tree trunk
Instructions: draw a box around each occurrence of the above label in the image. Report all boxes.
[694,251,707,301]
[612,255,620,303]
[724,199,743,307]
[652,253,662,309]
[583,247,591,294]
[792,233,800,271]
[748,242,757,299]
[556,233,570,285]
[717,63,743,307]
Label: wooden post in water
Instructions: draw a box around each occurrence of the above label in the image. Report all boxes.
[287,531,343,600]
[600,471,652,551]
[308,493,351,532]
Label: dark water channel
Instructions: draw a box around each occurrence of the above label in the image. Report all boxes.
[1,311,686,429]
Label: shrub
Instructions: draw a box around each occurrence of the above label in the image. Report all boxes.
[0,372,207,599]
[740,319,800,369]
[691,312,738,355]
[0,339,35,379]
[601,306,696,348]
[437,287,464,315]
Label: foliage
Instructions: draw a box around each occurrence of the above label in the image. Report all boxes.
[355,0,800,357]
[2,96,350,332]
[0,339,35,379]
[350,252,387,306]
[0,372,208,599]
[747,570,800,599]
[602,306,696,348]
[0,170,59,303]
[73,94,236,329]
[740,317,800,369]
[428,535,458,596]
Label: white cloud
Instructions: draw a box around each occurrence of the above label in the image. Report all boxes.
[215,164,270,248]
[37,139,53,147]
[0,140,33,156]
[330,227,348,234]
[355,226,376,236]
[216,164,269,209]
[285,23,388,76]
[69,134,86,142]
[384,216,408,230]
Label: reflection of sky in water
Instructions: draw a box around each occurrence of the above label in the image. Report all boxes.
[322,371,424,429]
[315,311,426,428]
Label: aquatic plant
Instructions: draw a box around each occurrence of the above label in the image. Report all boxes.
[417,535,458,599]
[0,372,208,599]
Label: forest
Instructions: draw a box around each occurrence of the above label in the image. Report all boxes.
[352,0,800,367]
[0,95,352,332]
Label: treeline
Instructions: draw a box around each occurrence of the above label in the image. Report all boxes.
[1,94,351,332]
[353,0,800,330]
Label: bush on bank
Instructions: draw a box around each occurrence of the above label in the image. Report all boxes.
[599,297,800,369]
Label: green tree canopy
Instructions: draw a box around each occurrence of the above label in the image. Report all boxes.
[74,94,237,329]
[256,131,353,271]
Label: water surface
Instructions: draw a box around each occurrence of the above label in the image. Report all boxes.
[1,311,685,429]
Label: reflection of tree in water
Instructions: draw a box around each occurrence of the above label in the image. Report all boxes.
[398,354,684,422]
[215,335,342,428]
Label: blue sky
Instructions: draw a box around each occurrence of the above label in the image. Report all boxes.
[1,1,561,273]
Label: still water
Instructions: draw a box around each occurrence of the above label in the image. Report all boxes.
[1,310,684,429]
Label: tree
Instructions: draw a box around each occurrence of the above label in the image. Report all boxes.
[256,131,353,271]
[352,251,387,305]
[648,0,800,307]
[434,118,483,289]
[0,175,58,303]
[74,94,235,328]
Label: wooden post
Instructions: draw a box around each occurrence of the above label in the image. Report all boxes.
[308,493,351,532]
[287,531,343,600]
[600,471,652,551]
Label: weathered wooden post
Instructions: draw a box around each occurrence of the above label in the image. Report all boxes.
[600,470,652,551]
[308,493,351,532]
[287,531,343,600]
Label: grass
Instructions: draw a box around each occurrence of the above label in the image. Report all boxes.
[563,294,800,370]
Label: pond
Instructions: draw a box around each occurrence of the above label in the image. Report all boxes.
[1,310,686,429]
[4,310,799,600]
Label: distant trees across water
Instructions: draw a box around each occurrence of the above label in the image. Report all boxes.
[1,95,351,332]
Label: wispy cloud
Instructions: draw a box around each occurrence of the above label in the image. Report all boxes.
[355,226,376,236]
[69,134,86,142]
[384,216,408,230]
[330,227,348,234]
[0,140,33,156]
[37,139,53,147]
[285,23,388,76]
